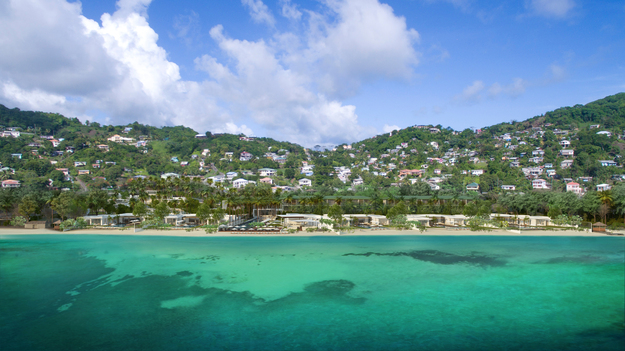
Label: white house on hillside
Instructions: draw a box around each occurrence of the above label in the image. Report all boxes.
[299,178,312,187]
[233,179,249,188]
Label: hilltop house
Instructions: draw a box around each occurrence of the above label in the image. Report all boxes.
[596,184,611,191]
[560,160,574,169]
[560,149,574,157]
[259,168,277,177]
[299,178,312,187]
[532,179,550,189]
[599,160,618,167]
[233,179,249,188]
[566,182,583,195]
[399,169,423,178]
[559,140,571,147]
[97,144,110,152]
[501,185,516,191]
[107,134,134,143]
[466,182,480,191]
[1,180,21,188]
[259,177,273,185]
[239,152,253,161]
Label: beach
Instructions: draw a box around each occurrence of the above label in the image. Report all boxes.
[1,226,621,237]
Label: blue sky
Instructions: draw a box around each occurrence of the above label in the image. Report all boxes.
[0,0,623,146]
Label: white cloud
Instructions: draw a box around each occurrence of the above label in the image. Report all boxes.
[280,0,302,20]
[383,124,400,133]
[456,80,485,102]
[489,78,528,98]
[0,0,243,134]
[528,0,575,18]
[0,0,420,146]
[305,0,420,97]
[241,0,275,27]
[549,64,567,82]
[460,78,527,102]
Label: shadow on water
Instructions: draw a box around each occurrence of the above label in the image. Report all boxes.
[343,250,507,267]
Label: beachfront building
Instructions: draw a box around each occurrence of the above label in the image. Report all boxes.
[278,214,323,230]
[81,213,141,226]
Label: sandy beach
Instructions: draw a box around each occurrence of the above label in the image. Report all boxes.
[1,227,622,237]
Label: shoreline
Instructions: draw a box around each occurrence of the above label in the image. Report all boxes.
[1,227,622,238]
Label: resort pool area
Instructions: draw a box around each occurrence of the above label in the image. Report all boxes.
[1,234,623,350]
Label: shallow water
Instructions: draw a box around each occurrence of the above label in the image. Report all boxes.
[1,235,623,351]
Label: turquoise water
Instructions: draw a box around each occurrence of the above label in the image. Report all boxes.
[1,235,623,351]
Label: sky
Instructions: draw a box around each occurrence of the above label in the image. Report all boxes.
[0,0,624,147]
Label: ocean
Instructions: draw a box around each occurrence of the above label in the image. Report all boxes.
[1,234,623,351]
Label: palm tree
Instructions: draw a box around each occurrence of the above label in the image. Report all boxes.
[597,190,613,223]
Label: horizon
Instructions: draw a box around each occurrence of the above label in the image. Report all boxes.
[1,0,624,147]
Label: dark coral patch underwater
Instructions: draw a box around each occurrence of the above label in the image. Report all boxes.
[343,250,507,267]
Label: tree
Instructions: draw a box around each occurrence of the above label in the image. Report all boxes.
[612,184,625,223]
[196,202,212,225]
[88,190,110,215]
[18,195,38,220]
[152,201,170,221]
[581,191,601,222]
[597,190,613,223]
[132,201,148,218]
[387,201,408,224]
[50,192,74,220]
[328,204,344,227]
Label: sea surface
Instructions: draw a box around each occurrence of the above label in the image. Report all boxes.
[0,234,623,351]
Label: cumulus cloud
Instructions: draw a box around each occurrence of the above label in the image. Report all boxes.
[241,0,275,27]
[305,0,420,97]
[528,0,575,18]
[0,0,420,146]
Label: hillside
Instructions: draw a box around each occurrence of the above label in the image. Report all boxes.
[0,93,624,196]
